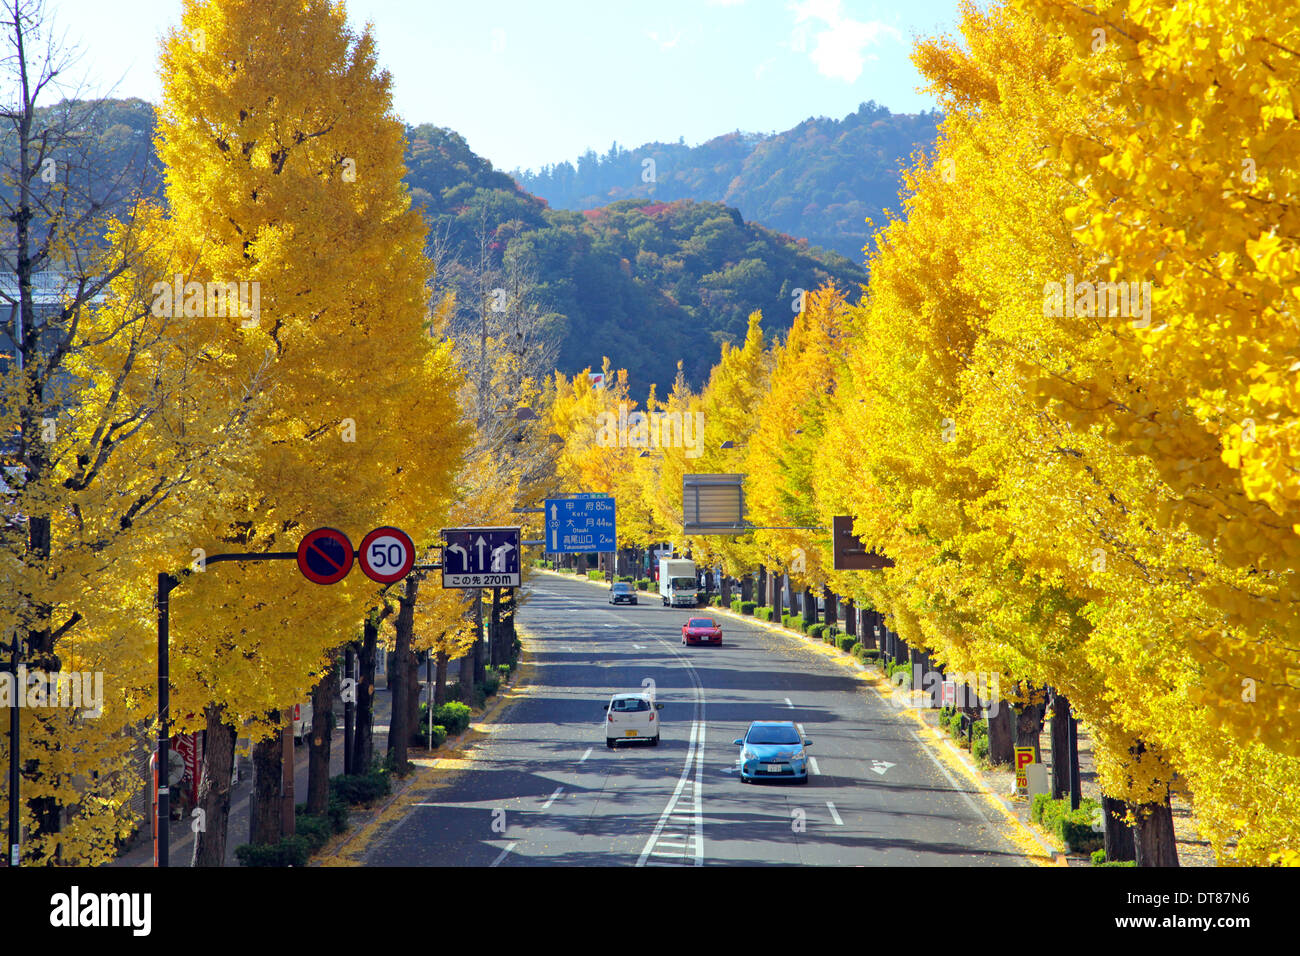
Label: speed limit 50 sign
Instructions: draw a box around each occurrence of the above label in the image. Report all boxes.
[358,526,416,584]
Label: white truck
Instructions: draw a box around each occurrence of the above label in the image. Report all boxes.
[658,558,698,607]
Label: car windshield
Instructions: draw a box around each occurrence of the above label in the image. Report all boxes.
[671,577,695,589]
[612,583,631,592]
[747,725,800,745]
[611,697,650,712]
[688,619,714,628]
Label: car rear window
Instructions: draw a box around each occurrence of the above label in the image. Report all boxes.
[747,725,800,745]
[688,619,714,627]
[612,698,650,712]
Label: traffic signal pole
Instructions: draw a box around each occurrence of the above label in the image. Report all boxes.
[154,551,295,867]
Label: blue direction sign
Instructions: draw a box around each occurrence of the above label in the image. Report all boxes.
[441,527,521,589]
[545,496,616,553]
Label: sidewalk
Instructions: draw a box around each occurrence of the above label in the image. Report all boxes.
[113,659,463,867]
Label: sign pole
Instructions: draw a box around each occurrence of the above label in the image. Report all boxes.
[157,572,177,868]
[8,626,20,867]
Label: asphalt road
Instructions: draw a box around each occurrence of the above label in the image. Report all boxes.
[361,573,1030,867]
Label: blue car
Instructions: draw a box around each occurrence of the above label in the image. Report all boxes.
[734,721,813,784]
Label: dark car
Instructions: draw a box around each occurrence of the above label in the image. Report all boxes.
[609,581,638,605]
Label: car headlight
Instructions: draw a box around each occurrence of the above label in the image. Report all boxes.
[792,749,806,760]
[742,748,755,760]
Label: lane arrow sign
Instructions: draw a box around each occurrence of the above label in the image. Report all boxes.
[475,536,487,571]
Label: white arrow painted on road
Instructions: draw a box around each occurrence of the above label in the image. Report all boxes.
[870,760,895,775]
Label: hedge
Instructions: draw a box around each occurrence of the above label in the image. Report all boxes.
[809,623,827,639]
[755,607,774,622]
[836,635,858,654]
[235,835,312,867]
[635,579,650,590]
[330,769,392,806]
[587,570,604,581]
[1032,794,1104,854]
[740,601,757,615]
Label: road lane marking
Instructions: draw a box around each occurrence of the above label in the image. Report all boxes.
[870,760,895,775]
[579,747,593,762]
[542,787,563,809]
[827,802,843,825]
[490,842,517,867]
[784,697,794,709]
[636,637,706,867]
[808,756,821,775]
[633,644,645,649]
[796,723,805,736]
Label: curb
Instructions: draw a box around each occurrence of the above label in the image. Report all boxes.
[315,644,532,866]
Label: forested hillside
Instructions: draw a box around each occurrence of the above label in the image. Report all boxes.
[516,101,941,262]
[7,101,866,395]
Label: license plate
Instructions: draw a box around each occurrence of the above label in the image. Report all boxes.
[765,764,787,773]
[625,730,638,737]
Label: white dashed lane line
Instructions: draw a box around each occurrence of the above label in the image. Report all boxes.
[784,697,794,709]
[542,787,563,809]
[579,747,593,763]
[490,842,517,867]
[826,802,843,825]
[808,757,821,775]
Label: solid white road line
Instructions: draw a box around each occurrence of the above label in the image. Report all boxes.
[796,723,805,736]
[808,756,821,775]
[579,747,593,763]
[826,802,843,825]
[542,787,564,809]
[490,842,517,867]
[784,697,794,709]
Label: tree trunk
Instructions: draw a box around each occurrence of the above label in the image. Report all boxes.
[1015,698,1044,764]
[307,661,338,815]
[741,574,753,603]
[1102,794,1136,862]
[843,599,855,636]
[490,587,503,667]
[471,591,486,688]
[824,588,837,628]
[1131,797,1179,867]
[251,718,283,845]
[387,575,418,771]
[802,587,816,625]
[343,644,355,775]
[435,648,448,706]
[987,701,1014,766]
[351,616,378,772]
[756,566,766,606]
[1051,691,1071,800]
[721,575,732,604]
[191,703,237,867]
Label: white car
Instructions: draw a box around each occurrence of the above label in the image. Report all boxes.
[603,692,664,747]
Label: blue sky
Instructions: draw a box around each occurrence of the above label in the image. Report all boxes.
[46,0,962,173]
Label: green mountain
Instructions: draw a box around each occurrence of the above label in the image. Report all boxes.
[404,124,866,394]
[10,101,866,396]
[515,101,941,263]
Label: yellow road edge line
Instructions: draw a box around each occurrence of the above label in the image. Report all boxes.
[531,575,1056,866]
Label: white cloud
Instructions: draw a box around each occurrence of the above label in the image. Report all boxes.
[648,30,684,50]
[787,0,902,83]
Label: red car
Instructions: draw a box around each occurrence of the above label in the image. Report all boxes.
[682,617,722,646]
